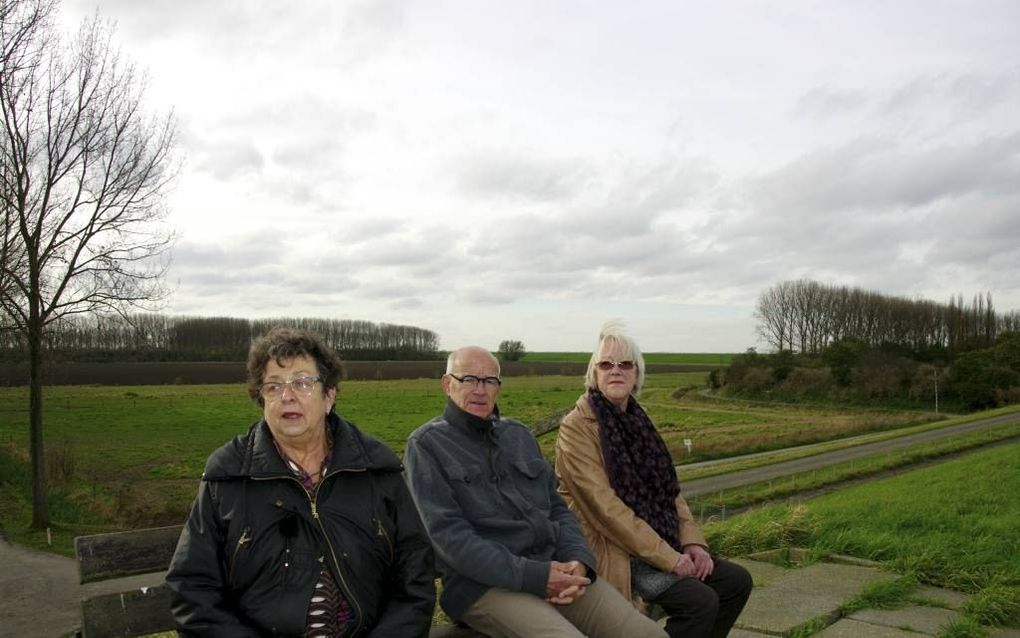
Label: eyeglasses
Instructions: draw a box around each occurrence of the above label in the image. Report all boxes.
[596,360,636,372]
[259,376,322,399]
[449,374,502,388]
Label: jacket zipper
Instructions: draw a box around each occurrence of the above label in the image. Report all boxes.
[252,471,367,636]
[375,518,394,562]
[312,468,367,637]
[227,527,252,583]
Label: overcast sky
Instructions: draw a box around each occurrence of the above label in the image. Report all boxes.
[60,1,1020,352]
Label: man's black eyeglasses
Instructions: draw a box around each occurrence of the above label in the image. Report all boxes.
[449,374,502,388]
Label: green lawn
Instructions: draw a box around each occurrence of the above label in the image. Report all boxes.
[0,372,944,554]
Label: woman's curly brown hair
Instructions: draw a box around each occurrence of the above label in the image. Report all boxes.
[246,327,344,407]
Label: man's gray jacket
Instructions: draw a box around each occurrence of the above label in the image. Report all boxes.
[404,400,596,620]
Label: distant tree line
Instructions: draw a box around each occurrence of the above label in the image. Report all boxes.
[755,279,1020,357]
[0,314,441,362]
[715,280,1020,411]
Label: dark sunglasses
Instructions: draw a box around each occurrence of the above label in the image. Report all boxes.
[596,360,635,371]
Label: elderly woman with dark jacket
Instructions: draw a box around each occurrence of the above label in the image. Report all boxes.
[554,322,752,638]
[166,327,435,637]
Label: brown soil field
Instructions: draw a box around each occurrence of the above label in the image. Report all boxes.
[0,360,715,386]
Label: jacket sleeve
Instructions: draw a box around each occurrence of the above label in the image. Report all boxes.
[365,473,437,638]
[676,492,707,549]
[555,407,694,573]
[535,437,597,572]
[165,481,257,638]
[404,435,551,598]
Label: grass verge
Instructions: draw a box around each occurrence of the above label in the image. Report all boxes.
[706,442,1020,632]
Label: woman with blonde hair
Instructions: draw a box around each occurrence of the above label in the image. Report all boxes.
[555,322,751,638]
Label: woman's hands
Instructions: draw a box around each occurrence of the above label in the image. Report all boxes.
[673,545,714,581]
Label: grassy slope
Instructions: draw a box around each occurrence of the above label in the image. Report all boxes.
[707,442,1020,592]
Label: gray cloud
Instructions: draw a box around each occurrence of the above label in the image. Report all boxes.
[190,139,264,180]
[390,297,424,310]
[748,133,1020,218]
[455,153,593,203]
[880,70,1020,118]
[795,87,869,118]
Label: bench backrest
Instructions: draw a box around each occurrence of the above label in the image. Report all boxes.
[74,525,183,638]
[73,524,483,637]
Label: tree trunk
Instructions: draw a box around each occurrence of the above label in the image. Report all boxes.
[28,295,49,529]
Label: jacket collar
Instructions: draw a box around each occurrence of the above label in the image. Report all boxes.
[208,412,401,480]
[443,398,500,438]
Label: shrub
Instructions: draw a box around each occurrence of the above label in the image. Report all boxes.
[779,367,834,397]
[733,366,773,393]
[908,363,941,403]
[853,353,915,399]
[823,338,869,386]
[497,340,526,362]
[994,386,1020,405]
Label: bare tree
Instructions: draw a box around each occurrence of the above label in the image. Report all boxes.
[497,339,526,361]
[1,0,177,528]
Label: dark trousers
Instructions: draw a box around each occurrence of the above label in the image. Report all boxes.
[649,557,753,638]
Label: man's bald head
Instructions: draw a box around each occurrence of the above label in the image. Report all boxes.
[443,346,502,418]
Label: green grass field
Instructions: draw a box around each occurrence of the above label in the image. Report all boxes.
[0,371,944,555]
[522,351,734,364]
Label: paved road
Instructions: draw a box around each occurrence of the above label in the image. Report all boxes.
[681,411,1020,497]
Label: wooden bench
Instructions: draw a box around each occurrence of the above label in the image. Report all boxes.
[73,525,482,637]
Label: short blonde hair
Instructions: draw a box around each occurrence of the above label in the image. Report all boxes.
[584,320,646,396]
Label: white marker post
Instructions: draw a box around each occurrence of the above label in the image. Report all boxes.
[683,438,693,455]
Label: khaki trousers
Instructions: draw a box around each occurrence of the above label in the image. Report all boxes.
[459,578,667,638]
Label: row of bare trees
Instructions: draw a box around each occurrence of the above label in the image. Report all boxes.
[755,280,1019,356]
[0,313,442,360]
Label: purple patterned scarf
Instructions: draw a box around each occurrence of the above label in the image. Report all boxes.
[588,389,681,551]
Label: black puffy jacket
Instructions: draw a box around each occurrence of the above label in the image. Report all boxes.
[166,414,435,637]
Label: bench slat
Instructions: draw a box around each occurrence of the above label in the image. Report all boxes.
[80,582,174,638]
[75,525,184,584]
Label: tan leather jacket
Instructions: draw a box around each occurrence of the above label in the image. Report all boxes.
[554,394,707,605]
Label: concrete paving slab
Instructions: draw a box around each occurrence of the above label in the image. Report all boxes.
[731,557,790,587]
[988,627,1020,638]
[736,561,895,635]
[849,605,961,635]
[827,554,883,568]
[729,628,773,637]
[793,562,898,600]
[747,547,812,565]
[910,585,970,610]
[816,618,924,637]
